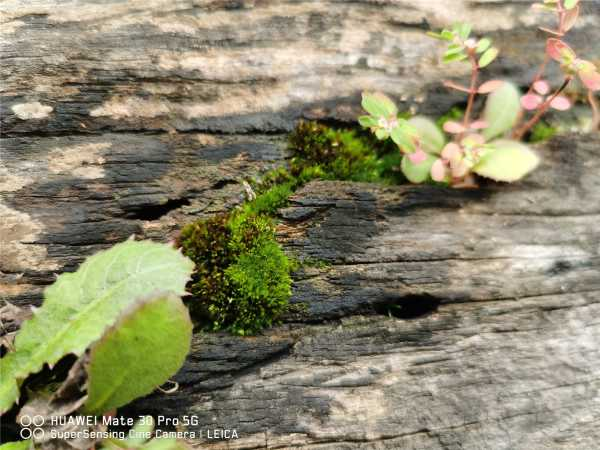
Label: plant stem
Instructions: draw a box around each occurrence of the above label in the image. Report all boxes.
[513,77,572,140]
[463,52,479,127]
[589,90,600,132]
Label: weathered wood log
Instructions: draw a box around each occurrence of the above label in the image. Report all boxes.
[2,1,600,448]
[120,134,600,449]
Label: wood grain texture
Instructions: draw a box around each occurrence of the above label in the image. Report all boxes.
[123,134,600,449]
[2,1,600,448]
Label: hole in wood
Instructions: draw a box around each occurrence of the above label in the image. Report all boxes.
[373,294,440,319]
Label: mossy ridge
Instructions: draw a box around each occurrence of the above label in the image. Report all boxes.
[178,120,400,335]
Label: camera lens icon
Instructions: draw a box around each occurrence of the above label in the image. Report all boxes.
[19,415,45,440]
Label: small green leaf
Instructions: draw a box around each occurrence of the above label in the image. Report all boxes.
[445,45,464,56]
[482,81,521,140]
[478,47,499,68]
[0,240,194,414]
[408,116,446,154]
[358,115,377,128]
[476,38,492,54]
[473,140,540,182]
[391,121,418,152]
[443,52,468,63]
[361,92,397,117]
[375,128,388,140]
[401,153,437,183]
[426,31,444,40]
[455,23,472,40]
[84,293,192,414]
[564,0,578,9]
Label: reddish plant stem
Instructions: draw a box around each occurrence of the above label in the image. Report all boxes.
[463,52,479,128]
[589,90,600,132]
[513,77,572,140]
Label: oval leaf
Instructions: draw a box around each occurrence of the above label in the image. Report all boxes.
[473,139,540,182]
[401,153,437,183]
[478,47,499,68]
[546,39,575,64]
[549,95,571,111]
[0,240,194,413]
[478,80,504,94]
[563,5,579,31]
[483,81,521,140]
[564,0,579,9]
[408,116,446,154]
[361,92,397,117]
[476,38,492,54]
[84,293,192,414]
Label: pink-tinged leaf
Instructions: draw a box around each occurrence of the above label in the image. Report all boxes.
[470,120,488,130]
[431,159,448,182]
[443,80,473,93]
[546,39,575,63]
[563,5,579,32]
[443,121,466,134]
[521,93,543,110]
[407,149,428,164]
[441,142,462,160]
[532,80,550,95]
[450,159,469,178]
[478,80,504,94]
[575,60,600,91]
[549,95,571,111]
[462,133,486,146]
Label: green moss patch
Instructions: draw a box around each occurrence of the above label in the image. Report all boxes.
[178,212,292,335]
[178,120,397,335]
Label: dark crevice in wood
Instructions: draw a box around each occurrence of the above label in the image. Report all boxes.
[373,294,441,320]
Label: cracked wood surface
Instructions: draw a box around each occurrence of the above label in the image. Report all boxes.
[124,134,600,449]
[1,0,600,448]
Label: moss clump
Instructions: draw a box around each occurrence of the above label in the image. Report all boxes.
[288,120,402,184]
[178,120,407,335]
[178,212,292,335]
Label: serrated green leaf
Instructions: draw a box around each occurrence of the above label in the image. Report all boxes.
[0,441,32,450]
[478,47,499,68]
[476,38,492,54]
[0,240,194,414]
[482,81,521,140]
[84,293,192,414]
[401,153,437,183]
[473,140,540,182]
[408,116,446,154]
[358,115,377,128]
[361,92,397,118]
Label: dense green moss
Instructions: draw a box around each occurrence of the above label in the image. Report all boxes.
[178,212,292,335]
[288,120,403,184]
[178,120,399,335]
